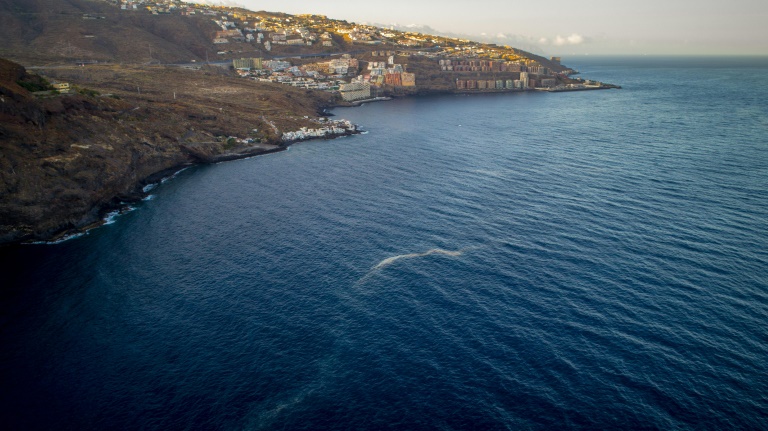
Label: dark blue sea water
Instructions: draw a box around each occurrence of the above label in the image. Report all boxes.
[1,56,767,430]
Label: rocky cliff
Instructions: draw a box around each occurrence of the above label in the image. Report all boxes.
[0,58,337,244]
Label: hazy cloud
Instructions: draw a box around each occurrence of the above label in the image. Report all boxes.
[568,34,584,44]
[552,33,585,46]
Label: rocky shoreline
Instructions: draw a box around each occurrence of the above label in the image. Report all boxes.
[0,58,352,246]
[0,58,617,247]
[8,126,362,246]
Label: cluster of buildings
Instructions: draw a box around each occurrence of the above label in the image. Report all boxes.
[96,0,576,98]
[333,25,424,46]
[101,1,327,50]
[326,57,359,75]
[231,53,416,101]
[230,56,356,88]
[281,119,356,142]
[102,0,212,14]
[211,20,319,50]
[99,0,567,79]
[455,73,556,91]
[439,59,545,74]
[337,68,415,102]
[362,57,415,88]
[371,50,396,57]
[437,55,565,90]
[102,0,470,53]
[240,72,337,91]
[337,25,381,44]
[213,29,245,44]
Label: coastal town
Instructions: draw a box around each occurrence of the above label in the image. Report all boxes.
[15,0,621,163]
[10,0,621,154]
[0,0,619,245]
[85,0,614,102]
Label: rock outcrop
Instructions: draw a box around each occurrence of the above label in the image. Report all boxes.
[0,59,336,244]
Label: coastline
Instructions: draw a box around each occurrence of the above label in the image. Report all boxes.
[18,126,363,246]
[348,97,393,106]
[0,0,625,247]
[2,83,619,247]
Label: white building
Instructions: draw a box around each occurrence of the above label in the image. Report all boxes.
[520,72,529,89]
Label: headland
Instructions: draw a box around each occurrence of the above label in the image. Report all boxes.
[0,0,619,245]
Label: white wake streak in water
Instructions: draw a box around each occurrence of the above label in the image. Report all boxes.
[355,248,467,286]
[373,248,464,270]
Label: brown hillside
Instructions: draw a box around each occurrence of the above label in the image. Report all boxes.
[0,0,219,64]
[0,57,29,96]
[0,58,338,244]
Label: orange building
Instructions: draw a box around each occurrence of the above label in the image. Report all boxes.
[401,72,416,86]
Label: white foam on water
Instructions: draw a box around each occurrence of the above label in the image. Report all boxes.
[355,248,467,286]
[28,231,87,245]
[373,248,464,270]
[103,206,136,225]
[160,167,190,184]
[142,183,157,193]
[103,210,121,225]
[27,204,143,245]
[142,195,155,201]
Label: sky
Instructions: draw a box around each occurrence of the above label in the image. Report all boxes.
[210,0,768,56]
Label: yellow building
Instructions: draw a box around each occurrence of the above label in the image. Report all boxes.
[52,82,71,93]
[401,72,416,87]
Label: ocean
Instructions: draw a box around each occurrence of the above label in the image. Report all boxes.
[1,56,767,430]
